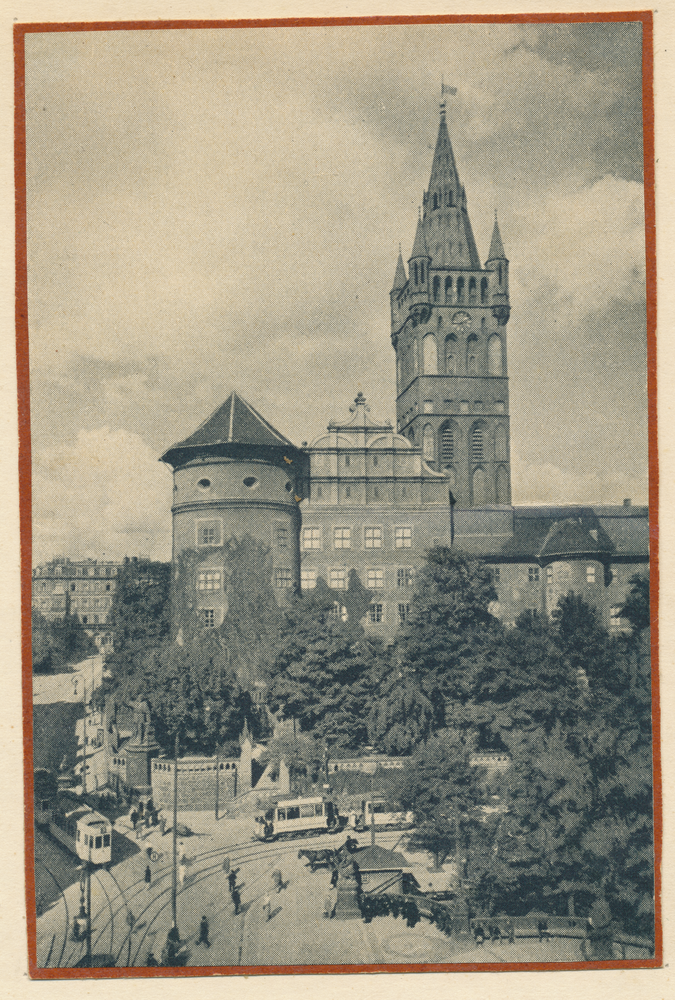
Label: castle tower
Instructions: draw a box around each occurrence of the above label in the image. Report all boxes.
[390,101,512,508]
[161,392,308,638]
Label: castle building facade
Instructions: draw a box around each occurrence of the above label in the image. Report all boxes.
[163,103,648,643]
[31,557,120,651]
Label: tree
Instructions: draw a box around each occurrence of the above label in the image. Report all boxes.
[549,591,614,692]
[32,607,97,673]
[395,547,500,718]
[398,731,486,870]
[621,573,650,635]
[115,631,252,757]
[266,582,383,752]
[367,662,437,755]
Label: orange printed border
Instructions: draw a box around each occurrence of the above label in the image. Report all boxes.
[15,10,659,980]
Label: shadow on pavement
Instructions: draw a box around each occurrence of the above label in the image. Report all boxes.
[111,829,141,864]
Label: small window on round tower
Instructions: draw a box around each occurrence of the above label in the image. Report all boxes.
[197,478,211,490]
[285,481,293,492]
[243,476,259,488]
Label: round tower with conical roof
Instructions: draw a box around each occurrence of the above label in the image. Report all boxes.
[390,101,512,509]
[161,393,308,639]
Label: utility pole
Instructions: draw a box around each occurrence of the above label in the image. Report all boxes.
[370,771,375,847]
[449,490,456,546]
[84,842,92,968]
[82,675,87,797]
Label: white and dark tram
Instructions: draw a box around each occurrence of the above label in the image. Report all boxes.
[350,797,414,831]
[254,796,341,841]
[48,797,113,865]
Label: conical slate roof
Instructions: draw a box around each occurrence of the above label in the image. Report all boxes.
[409,214,429,259]
[391,251,407,291]
[539,518,609,559]
[487,214,507,261]
[413,106,481,270]
[161,392,299,469]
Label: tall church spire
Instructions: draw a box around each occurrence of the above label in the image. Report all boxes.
[420,103,481,270]
[391,248,407,291]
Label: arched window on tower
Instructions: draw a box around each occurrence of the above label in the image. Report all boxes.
[433,276,440,302]
[473,466,487,505]
[420,262,426,284]
[496,465,509,504]
[495,424,507,461]
[472,425,484,462]
[456,277,465,303]
[423,333,438,374]
[414,262,418,285]
[413,337,419,374]
[467,334,478,374]
[396,355,401,387]
[423,424,435,463]
[433,193,438,209]
[469,277,477,305]
[488,335,503,376]
[480,277,488,305]
[498,262,503,285]
[445,276,453,304]
[440,424,454,464]
[445,334,457,374]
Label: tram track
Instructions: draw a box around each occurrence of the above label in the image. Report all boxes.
[58,832,347,967]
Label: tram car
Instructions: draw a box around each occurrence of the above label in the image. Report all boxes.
[48,796,112,865]
[352,797,414,831]
[254,796,341,841]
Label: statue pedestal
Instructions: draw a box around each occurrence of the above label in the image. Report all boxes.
[334,888,362,920]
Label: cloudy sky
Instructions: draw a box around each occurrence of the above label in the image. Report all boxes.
[24,20,648,564]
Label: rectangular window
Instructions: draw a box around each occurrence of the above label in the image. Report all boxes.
[302,527,321,550]
[546,566,553,584]
[286,806,300,820]
[367,568,384,589]
[345,485,351,498]
[95,836,102,849]
[395,526,412,548]
[103,834,110,847]
[330,602,348,621]
[397,567,414,588]
[274,525,288,548]
[586,565,596,583]
[300,804,314,818]
[275,568,293,588]
[301,569,317,590]
[364,527,382,549]
[314,803,324,816]
[197,569,222,591]
[369,603,383,623]
[330,569,346,589]
[197,519,222,546]
[528,567,540,583]
[492,567,501,583]
[276,808,286,821]
[397,602,411,624]
[201,608,216,628]
[344,455,350,468]
[334,527,351,549]
[423,400,433,413]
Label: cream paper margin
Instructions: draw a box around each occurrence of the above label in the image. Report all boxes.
[0,2,670,998]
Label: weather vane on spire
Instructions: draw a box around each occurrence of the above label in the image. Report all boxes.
[441,76,458,99]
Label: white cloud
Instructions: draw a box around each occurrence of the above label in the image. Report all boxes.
[32,427,172,565]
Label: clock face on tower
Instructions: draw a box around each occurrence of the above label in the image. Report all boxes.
[452,311,471,330]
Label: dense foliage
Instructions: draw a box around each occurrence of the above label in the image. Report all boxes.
[32,608,97,673]
[100,546,653,937]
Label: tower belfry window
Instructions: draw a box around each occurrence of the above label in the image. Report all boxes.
[472,426,484,462]
[456,277,465,303]
[433,192,438,209]
[441,426,454,463]
[414,262,418,284]
[445,276,452,303]
[480,277,488,304]
[469,277,477,305]
[433,276,440,301]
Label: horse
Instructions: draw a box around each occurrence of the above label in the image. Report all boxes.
[297,848,335,871]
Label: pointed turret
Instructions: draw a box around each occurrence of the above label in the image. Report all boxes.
[391,250,407,292]
[487,212,507,262]
[410,212,428,259]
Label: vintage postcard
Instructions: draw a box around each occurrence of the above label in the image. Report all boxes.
[16,11,662,985]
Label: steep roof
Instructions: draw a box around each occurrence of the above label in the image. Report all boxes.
[391,251,407,291]
[409,214,429,259]
[354,844,407,869]
[487,214,507,261]
[161,392,299,469]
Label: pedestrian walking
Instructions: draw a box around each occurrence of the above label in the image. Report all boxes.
[348,808,356,829]
[197,915,210,948]
[262,894,271,921]
[228,871,237,894]
[222,854,230,875]
[473,922,485,947]
[537,919,549,943]
[130,809,138,832]
[138,800,144,819]
[504,916,515,944]
[145,811,151,829]
[232,887,241,915]
[272,869,283,893]
[160,815,166,836]
[490,922,501,944]
[330,868,339,889]
[145,865,152,890]
[146,845,153,861]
